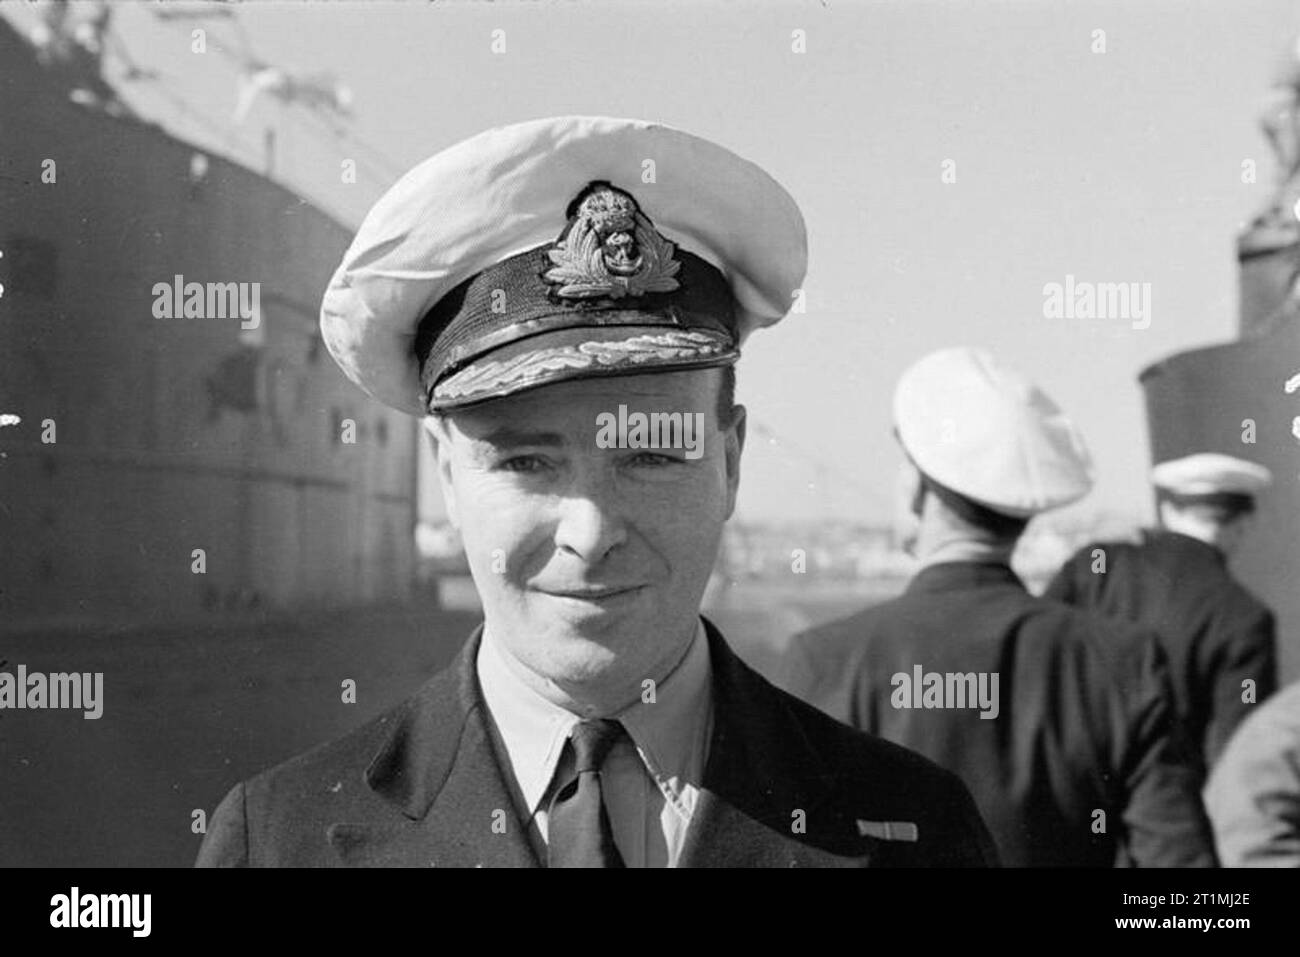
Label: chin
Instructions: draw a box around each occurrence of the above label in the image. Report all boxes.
[494,598,688,689]
[535,638,624,690]
[534,596,650,645]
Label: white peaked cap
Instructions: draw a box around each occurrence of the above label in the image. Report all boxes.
[1151,453,1273,497]
[319,115,808,415]
[893,347,1095,518]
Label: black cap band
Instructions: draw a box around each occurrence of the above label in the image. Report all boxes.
[413,181,739,410]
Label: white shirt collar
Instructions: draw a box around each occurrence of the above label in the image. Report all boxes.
[476,619,712,818]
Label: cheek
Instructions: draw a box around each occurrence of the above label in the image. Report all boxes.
[451,474,548,578]
[637,467,730,553]
[649,509,723,568]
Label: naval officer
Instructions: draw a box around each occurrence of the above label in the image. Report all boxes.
[1045,453,1277,773]
[195,116,996,868]
[780,347,1217,867]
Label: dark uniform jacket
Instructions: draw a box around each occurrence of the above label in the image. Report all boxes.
[780,561,1216,868]
[1044,530,1277,770]
[195,619,997,868]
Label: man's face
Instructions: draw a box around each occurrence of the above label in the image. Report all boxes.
[427,368,745,713]
[1158,500,1256,557]
[1214,509,1257,558]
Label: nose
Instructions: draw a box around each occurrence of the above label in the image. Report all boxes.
[553,475,629,564]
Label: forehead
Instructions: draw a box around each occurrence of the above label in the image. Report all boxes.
[441,369,723,439]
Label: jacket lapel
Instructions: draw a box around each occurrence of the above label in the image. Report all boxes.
[679,621,873,868]
[329,619,880,867]
[328,627,540,868]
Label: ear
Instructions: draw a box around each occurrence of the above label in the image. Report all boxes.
[890,458,923,556]
[722,404,746,520]
[423,416,460,529]
[909,472,927,518]
[899,455,926,518]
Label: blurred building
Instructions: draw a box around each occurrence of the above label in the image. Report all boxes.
[0,16,419,630]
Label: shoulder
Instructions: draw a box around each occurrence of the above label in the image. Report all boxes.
[1062,536,1145,569]
[1213,578,1274,633]
[1072,536,1138,561]
[780,599,914,712]
[754,674,998,865]
[786,602,894,669]
[709,625,997,865]
[1074,600,1165,665]
[1033,584,1144,643]
[196,680,438,867]
[789,587,956,662]
[241,699,409,810]
[1018,593,1170,701]
[778,680,972,798]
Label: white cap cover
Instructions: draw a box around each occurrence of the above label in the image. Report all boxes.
[893,347,1095,518]
[1151,453,1272,498]
[320,115,808,415]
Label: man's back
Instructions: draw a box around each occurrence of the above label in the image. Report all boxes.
[1045,530,1276,767]
[781,561,1216,867]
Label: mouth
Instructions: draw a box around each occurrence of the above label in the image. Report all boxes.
[538,584,646,603]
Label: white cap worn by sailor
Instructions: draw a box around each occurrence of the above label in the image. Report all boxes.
[1151,453,1273,499]
[319,115,808,416]
[893,346,1095,518]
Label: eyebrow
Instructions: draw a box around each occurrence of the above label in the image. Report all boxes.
[475,428,567,448]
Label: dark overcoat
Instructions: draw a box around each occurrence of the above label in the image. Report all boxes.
[197,619,997,867]
[781,561,1217,867]
[1045,530,1276,769]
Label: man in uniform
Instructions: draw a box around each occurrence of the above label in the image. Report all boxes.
[780,347,1216,867]
[1045,452,1277,774]
[195,116,996,868]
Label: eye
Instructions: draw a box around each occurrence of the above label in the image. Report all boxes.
[628,451,683,467]
[497,454,552,474]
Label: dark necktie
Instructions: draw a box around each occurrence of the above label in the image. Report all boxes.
[547,718,626,868]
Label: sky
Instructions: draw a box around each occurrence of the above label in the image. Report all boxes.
[7,0,1299,525]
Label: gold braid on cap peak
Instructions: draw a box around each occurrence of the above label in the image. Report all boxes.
[433,329,732,402]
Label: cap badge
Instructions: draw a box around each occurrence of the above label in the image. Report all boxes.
[544,185,682,300]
